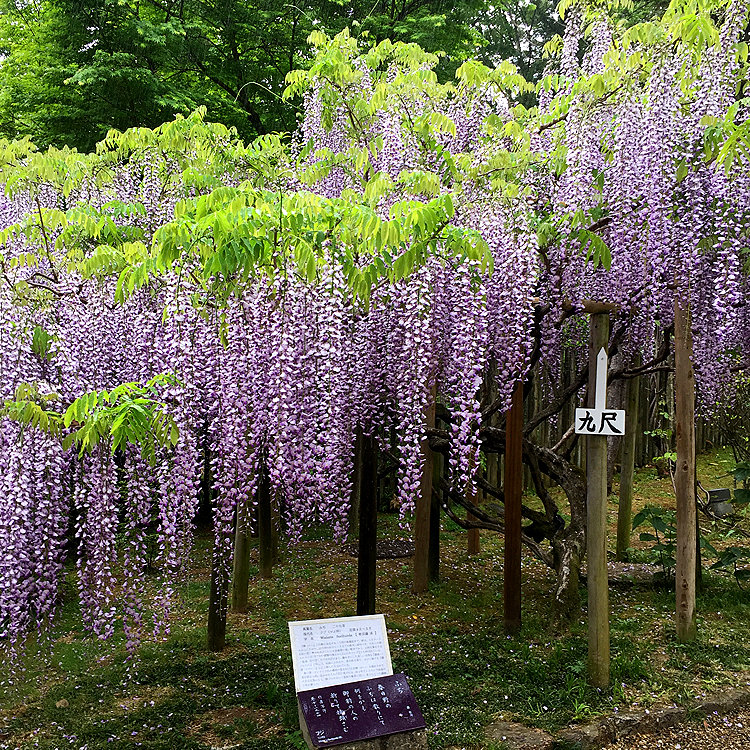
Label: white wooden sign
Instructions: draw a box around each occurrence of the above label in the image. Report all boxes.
[575,348,626,436]
[288,614,393,693]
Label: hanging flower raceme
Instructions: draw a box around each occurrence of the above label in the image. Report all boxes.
[0,423,68,656]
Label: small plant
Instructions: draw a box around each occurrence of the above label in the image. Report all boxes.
[709,546,750,589]
[652,451,677,477]
[644,403,675,476]
[286,731,309,750]
[632,505,677,579]
[633,500,750,589]
[571,697,593,722]
[728,461,750,501]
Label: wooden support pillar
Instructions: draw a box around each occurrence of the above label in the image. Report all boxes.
[638,368,649,466]
[675,299,697,642]
[271,493,280,565]
[231,495,251,612]
[357,431,378,616]
[504,380,524,636]
[257,456,274,579]
[616,360,640,560]
[467,468,480,556]
[428,449,441,583]
[487,451,498,489]
[207,545,228,651]
[587,313,610,688]
[413,387,436,594]
[349,427,363,541]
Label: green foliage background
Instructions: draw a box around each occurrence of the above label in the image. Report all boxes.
[0,0,668,151]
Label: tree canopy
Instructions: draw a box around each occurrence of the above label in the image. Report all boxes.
[0,0,484,150]
[0,0,671,150]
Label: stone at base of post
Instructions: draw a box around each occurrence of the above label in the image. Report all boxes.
[298,703,428,750]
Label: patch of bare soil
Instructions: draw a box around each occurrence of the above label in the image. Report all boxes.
[187,706,283,748]
[343,539,415,559]
[114,685,175,713]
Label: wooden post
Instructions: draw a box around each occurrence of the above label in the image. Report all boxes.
[349,427,363,541]
[616,361,640,560]
[487,452,498,490]
[257,457,274,579]
[413,386,436,594]
[231,495,251,612]
[587,313,610,688]
[357,431,378,616]
[428,449,441,583]
[207,545,228,651]
[637,369,649,466]
[695,439,703,594]
[467,467,480,555]
[674,299,697,642]
[504,380,524,636]
[606,354,624,495]
[271,493,280,565]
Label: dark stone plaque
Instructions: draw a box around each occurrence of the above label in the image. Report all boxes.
[708,488,733,517]
[298,673,425,747]
[708,488,731,502]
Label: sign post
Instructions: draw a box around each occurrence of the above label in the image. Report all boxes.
[289,615,427,749]
[574,348,626,438]
[575,316,622,688]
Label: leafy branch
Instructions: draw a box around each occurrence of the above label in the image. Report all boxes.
[2,373,181,463]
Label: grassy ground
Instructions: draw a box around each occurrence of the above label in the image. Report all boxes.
[1,449,749,750]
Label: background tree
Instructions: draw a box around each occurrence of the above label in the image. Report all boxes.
[479,0,565,83]
[0,0,484,150]
[0,0,673,150]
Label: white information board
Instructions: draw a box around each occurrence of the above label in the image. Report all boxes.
[288,614,393,693]
[575,408,625,436]
[574,347,625,436]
